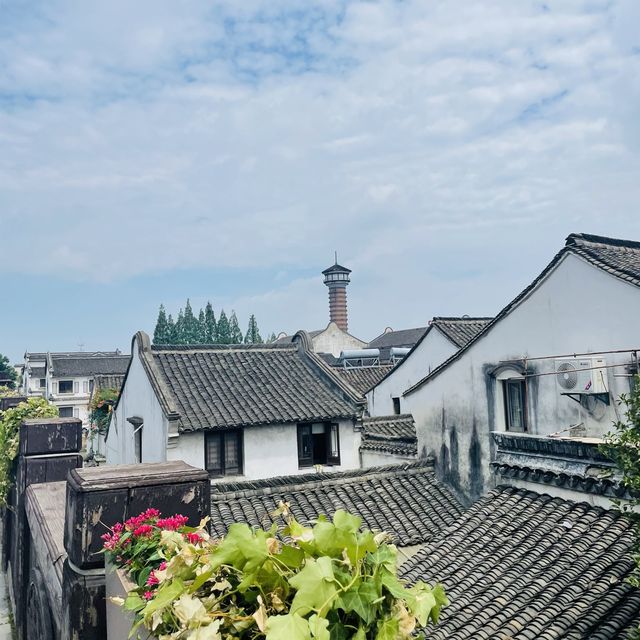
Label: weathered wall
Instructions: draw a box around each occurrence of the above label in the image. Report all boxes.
[408,253,640,502]
[106,341,167,465]
[312,322,366,358]
[361,449,416,467]
[367,328,457,416]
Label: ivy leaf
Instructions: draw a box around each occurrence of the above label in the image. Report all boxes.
[352,628,366,640]
[123,593,145,612]
[308,614,330,640]
[266,613,311,640]
[142,579,184,616]
[333,510,361,533]
[276,545,305,569]
[208,523,268,573]
[289,557,338,616]
[337,582,379,624]
[380,572,407,599]
[375,617,400,640]
[406,583,437,627]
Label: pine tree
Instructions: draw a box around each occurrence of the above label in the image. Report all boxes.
[217,310,231,344]
[204,302,217,343]
[167,314,177,343]
[153,304,170,345]
[266,332,277,343]
[229,311,243,344]
[198,309,206,343]
[183,299,200,344]
[244,314,263,344]
[175,309,185,344]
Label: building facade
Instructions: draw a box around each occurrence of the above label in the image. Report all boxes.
[107,331,365,480]
[22,351,129,426]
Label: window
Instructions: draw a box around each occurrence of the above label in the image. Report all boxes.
[297,423,340,467]
[58,380,73,394]
[503,379,527,432]
[134,426,143,463]
[392,397,401,415]
[82,381,89,394]
[59,406,74,418]
[39,378,46,389]
[205,430,243,477]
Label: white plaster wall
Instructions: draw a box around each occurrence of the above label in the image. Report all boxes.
[167,431,205,469]
[408,253,640,501]
[106,342,168,465]
[366,328,457,416]
[313,323,366,358]
[361,450,416,468]
[241,419,361,480]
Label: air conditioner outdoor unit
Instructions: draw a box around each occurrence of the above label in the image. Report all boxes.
[555,357,608,394]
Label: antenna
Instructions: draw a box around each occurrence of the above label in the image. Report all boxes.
[334,250,338,265]
[78,342,85,352]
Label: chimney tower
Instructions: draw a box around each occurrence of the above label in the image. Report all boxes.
[322,255,351,332]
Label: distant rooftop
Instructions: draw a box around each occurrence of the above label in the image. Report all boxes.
[430,316,493,348]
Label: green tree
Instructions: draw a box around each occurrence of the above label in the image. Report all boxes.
[183,299,201,344]
[0,397,58,505]
[244,314,263,344]
[204,302,217,343]
[198,309,206,343]
[0,354,17,389]
[153,305,170,345]
[266,332,278,343]
[229,311,243,344]
[217,310,231,344]
[174,309,185,344]
[167,314,177,344]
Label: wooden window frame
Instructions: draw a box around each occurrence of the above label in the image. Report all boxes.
[297,423,341,468]
[58,380,74,394]
[205,430,243,477]
[392,397,401,415]
[502,378,528,432]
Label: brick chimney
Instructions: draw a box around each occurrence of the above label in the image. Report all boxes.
[322,258,351,332]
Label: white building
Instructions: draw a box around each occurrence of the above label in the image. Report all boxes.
[22,351,129,425]
[107,331,366,480]
[366,318,491,416]
[276,321,366,359]
[399,233,640,502]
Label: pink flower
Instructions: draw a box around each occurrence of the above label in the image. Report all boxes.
[156,514,189,531]
[146,571,159,586]
[186,532,201,545]
[133,524,153,537]
[158,561,167,571]
[143,591,153,601]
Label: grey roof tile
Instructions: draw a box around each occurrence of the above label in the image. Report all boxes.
[209,462,463,546]
[334,366,394,396]
[51,355,130,377]
[150,343,360,431]
[431,317,493,348]
[401,486,640,639]
[93,374,125,392]
[361,415,417,456]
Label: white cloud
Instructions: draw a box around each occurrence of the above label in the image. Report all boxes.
[1,0,640,338]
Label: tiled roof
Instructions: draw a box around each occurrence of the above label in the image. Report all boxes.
[431,317,493,348]
[51,355,130,377]
[149,342,361,431]
[29,366,45,378]
[405,232,640,395]
[368,327,428,350]
[93,374,125,392]
[209,462,463,546]
[402,486,640,639]
[334,366,394,396]
[567,233,640,287]
[361,415,417,456]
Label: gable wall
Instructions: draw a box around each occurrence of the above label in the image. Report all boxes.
[409,253,640,502]
[312,323,366,358]
[106,342,168,465]
[367,328,457,416]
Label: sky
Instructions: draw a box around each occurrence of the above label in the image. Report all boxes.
[1,0,640,363]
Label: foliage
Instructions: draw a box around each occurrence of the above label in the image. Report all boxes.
[266,333,278,344]
[152,301,269,346]
[106,506,447,640]
[0,397,58,506]
[0,386,19,398]
[229,311,243,345]
[217,310,231,345]
[244,315,263,345]
[89,387,120,435]
[0,353,17,390]
[154,305,171,345]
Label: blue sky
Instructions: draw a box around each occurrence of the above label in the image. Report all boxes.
[1,0,640,363]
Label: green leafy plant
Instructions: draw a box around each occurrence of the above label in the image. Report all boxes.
[89,387,119,435]
[0,397,58,506]
[105,506,447,639]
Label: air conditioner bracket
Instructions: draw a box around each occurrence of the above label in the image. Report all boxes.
[560,392,610,406]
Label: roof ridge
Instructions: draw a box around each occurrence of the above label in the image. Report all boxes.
[151,343,295,352]
[566,232,640,250]
[431,316,494,322]
[363,413,414,422]
[210,461,433,497]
